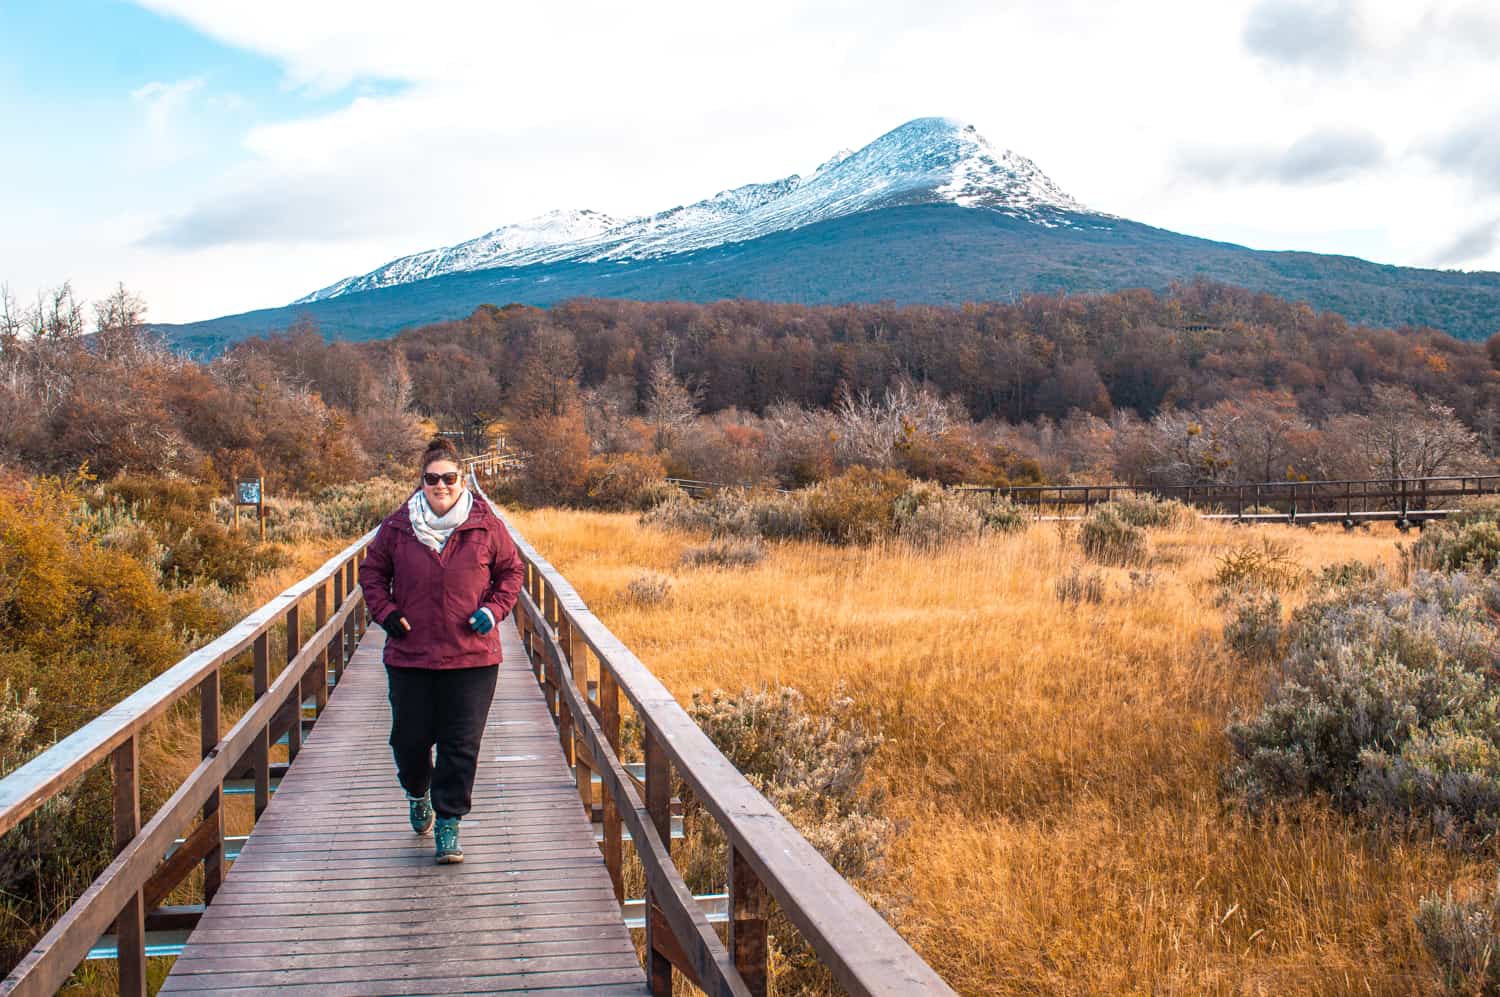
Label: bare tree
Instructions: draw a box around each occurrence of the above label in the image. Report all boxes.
[1338,385,1487,479]
[644,356,700,452]
[92,282,153,362]
[32,282,86,340]
[582,373,640,454]
[0,284,21,351]
[832,378,956,468]
[1138,409,1233,486]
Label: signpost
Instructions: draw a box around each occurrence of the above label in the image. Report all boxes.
[234,477,265,540]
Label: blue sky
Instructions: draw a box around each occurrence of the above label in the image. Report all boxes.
[2,1,1498,323]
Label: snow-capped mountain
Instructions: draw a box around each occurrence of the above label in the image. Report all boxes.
[295,117,1095,303]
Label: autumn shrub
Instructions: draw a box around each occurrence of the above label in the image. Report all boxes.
[1079,505,1147,565]
[93,475,284,590]
[585,452,674,511]
[1226,571,1500,836]
[681,538,766,569]
[1416,880,1500,995]
[0,474,247,971]
[804,467,911,545]
[509,407,592,506]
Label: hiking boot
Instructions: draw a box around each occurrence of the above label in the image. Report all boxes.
[434,816,464,864]
[407,792,434,835]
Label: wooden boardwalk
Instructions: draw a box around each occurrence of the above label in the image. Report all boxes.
[159,618,648,996]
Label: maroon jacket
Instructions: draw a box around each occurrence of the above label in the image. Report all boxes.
[358,493,527,670]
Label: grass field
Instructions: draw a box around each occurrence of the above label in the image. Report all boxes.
[505,508,1483,996]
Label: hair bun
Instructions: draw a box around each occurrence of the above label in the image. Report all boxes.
[420,435,461,470]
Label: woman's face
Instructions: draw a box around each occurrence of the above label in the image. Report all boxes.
[421,458,464,515]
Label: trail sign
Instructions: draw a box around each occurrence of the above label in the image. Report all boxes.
[234,476,265,540]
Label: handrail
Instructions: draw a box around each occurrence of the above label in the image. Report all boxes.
[475,476,954,996]
[966,472,1500,496]
[0,527,376,995]
[0,529,374,840]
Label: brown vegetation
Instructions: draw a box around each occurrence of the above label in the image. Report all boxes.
[509,506,1489,994]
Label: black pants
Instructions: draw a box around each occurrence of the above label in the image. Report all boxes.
[386,664,499,819]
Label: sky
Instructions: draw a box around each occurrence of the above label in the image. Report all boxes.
[2,0,1498,324]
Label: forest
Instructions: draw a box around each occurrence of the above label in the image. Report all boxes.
[2,279,1498,503]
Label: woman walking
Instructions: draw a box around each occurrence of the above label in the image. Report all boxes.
[358,437,526,864]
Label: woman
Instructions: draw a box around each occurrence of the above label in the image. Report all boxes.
[358,437,526,864]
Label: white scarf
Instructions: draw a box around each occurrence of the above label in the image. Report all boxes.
[408,488,473,554]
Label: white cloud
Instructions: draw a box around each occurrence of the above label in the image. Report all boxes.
[9,0,1498,322]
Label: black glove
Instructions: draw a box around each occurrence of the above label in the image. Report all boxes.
[380,612,410,640]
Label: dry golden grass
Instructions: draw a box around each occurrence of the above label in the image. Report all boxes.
[507,508,1481,996]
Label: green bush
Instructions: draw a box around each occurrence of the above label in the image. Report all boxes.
[975,497,1030,534]
[619,572,672,607]
[682,538,766,568]
[1055,568,1105,605]
[893,482,983,548]
[1415,880,1500,995]
[685,686,893,992]
[92,475,284,590]
[1214,536,1302,593]
[1412,520,1500,574]
[1107,496,1194,529]
[1079,506,1147,565]
[1225,571,1500,832]
[1222,587,1283,664]
[256,476,412,544]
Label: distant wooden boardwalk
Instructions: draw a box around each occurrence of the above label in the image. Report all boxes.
[159,621,647,996]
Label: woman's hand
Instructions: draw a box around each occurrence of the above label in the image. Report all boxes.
[468,608,495,635]
[380,612,411,640]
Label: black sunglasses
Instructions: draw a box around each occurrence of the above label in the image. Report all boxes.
[422,472,460,486]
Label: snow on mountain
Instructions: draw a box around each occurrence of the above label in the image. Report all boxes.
[295,117,1096,304]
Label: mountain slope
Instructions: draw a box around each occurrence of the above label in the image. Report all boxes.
[160,205,1500,355]
[294,117,1091,302]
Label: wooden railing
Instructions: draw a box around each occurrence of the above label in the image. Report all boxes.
[478,477,954,996]
[461,448,524,479]
[0,532,374,996]
[963,473,1500,523]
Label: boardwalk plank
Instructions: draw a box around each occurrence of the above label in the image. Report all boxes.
[160,619,647,996]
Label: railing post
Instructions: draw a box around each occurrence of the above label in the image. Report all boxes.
[111,735,145,997]
[199,670,223,904]
[333,566,346,683]
[565,620,594,814]
[729,845,770,997]
[600,669,624,903]
[343,561,358,677]
[314,581,330,715]
[644,726,673,997]
[253,633,270,818]
[286,601,303,762]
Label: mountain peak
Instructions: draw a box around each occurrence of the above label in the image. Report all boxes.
[295,117,1091,304]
